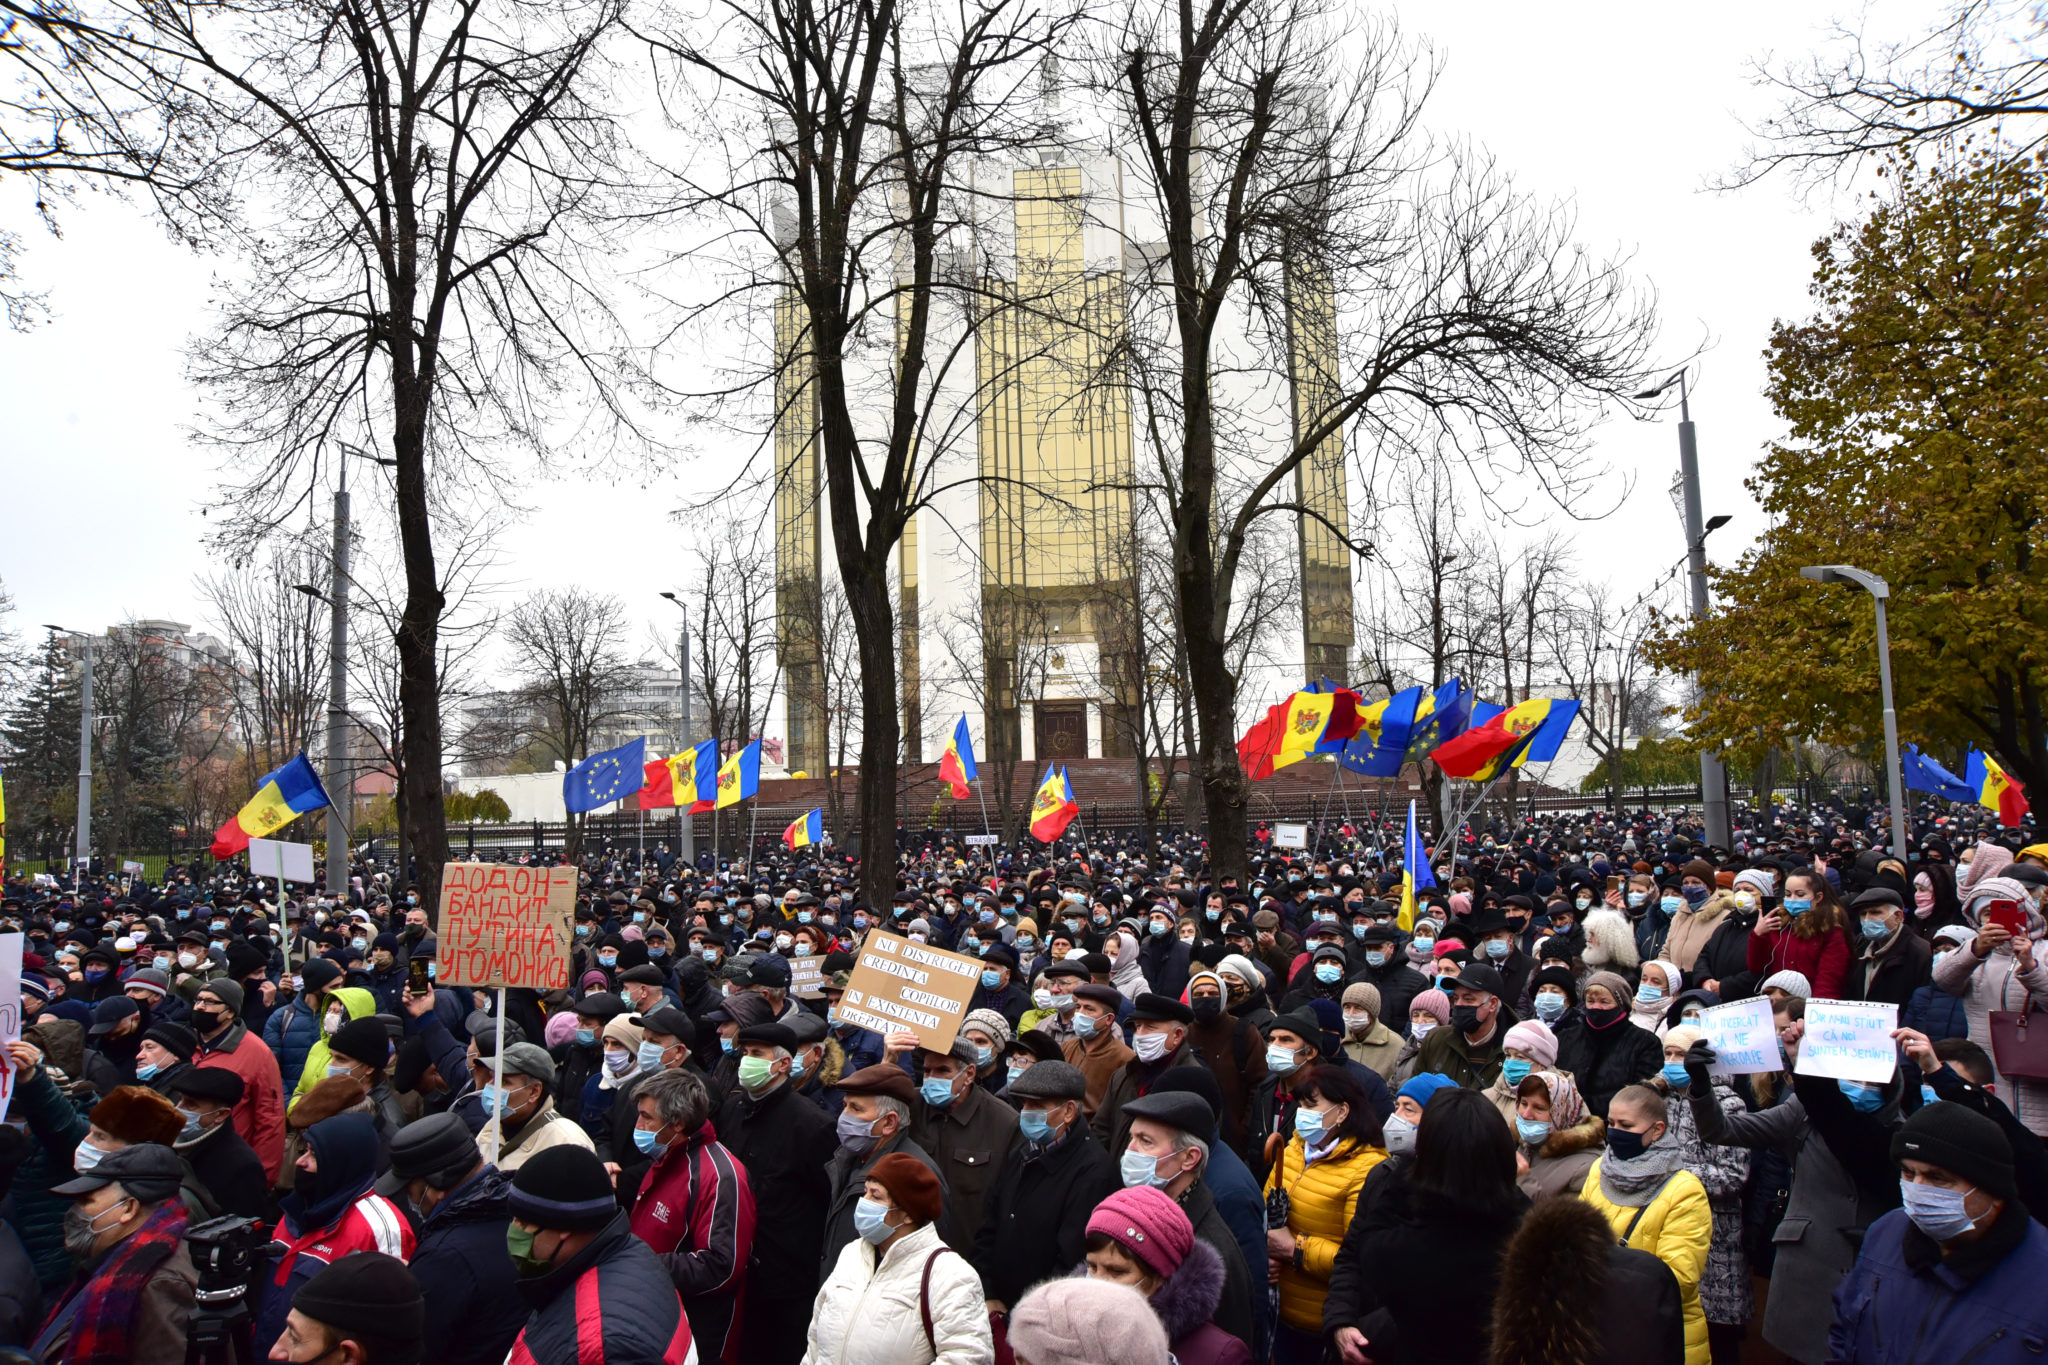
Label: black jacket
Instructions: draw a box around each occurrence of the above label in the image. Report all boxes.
[1851,927,1932,1007]
[179,1121,269,1222]
[1179,1179,1256,1352]
[1138,935,1193,1000]
[1552,1016,1662,1119]
[410,1167,524,1365]
[1358,958,1430,1035]
[970,1123,1122,1306]
[712,1079,836,1294]
[1691,909,1761,999]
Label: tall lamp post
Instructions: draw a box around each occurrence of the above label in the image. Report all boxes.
[41,625,92,872]
[658,591,694,870]
[1799,564,1909,861]
[1635,368,1732,849]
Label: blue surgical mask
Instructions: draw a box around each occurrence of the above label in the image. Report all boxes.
[1148,922,1168,937]
[1018,1108,1052,1142]
[797,911,813,924]
[1784,898,1812,916]
[921,1076,958,1108]
[135,1063,160,1081]
[1365,951,1387,968]
[1501,1058,1532,1086]
[575,1028,596,1046]
[1016,936,1035,951]
[638,1041,665,1071]
[1661,1062,1692,1089]
[980,970,1000,989]
[1839,1079,1884,1112]
[701,947,719,962]
[1351,924,1368,940]
[1533,993,1566,1022]
[633,911,648,925]
[1659,896,1683,915]
[1626,891,1647,909]
[719,1036,734,1054]
[1861,918,1890,940]
[1119,1147,1168,1189]
[1008,1062,1028,1087]
[1899,1177,1978,1241]
[576,924,592,938]
[1074,1014,1099,1039]
[648,947,666,959]
[598,953,617,968]
[1516,1117,1551,1145]
[1315,962,1342,984]
[1293,1106,1329,1144]
[853,1196,897,1244]
[1485,938,1511,960]
[633,1126,668,1158]
[1265,1043,1300,1075]
[1637,984,1664,1004]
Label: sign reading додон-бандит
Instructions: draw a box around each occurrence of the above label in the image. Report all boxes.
[837,929,980,1053]
[437,862,576,990]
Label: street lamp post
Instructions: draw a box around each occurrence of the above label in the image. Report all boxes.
[658,591,695,870]
[42,626,92,872]
[1799,565,1909,861]
[1635,368,1732,849]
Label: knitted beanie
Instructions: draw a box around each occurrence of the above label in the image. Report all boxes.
[1502,1020,1558,1068]
[1009,1277,1170,1365]
[509,1145,617,1230]
[1893,1099,2019,1201]
[1582,970,1634,1011]
[868,1152,943,1226]
[963,1008,1014,1051]
[1341,982,1382,1016]
[1760,970,1812,1000]
[1086,1185,1194,1279]
[1409,989,1450,1024]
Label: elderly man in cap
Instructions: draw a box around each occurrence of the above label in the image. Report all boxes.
[1849,887,1932,1006]
[1032,959,1088,1045]
[268,1252,424,1365]
[1060,982,1135,1121]
[505,1145,695,1365]
[901,1032,1020,1251]
[627,1068,754,1365]
[376,1113,522,1365]
[472,1042,594,1172]
[165,1068,267,1221]
[187,976,288,1185]
[1413,961,1514,1090]
[1093,992,1201,1155]
[821,1062,943,1272]
[713,1017,835,1365]
[1830,1102,2048,1363]
[34,1144,194,1365]
[971,1059,1120,1316]
[1119,1089,1256,1353]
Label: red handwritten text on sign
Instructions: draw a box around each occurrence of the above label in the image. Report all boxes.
[438,863,576,989]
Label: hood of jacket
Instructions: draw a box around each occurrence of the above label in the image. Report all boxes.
[285,1112,380,1233]
[1148,1236,1227,1342]
[1538,1112,1606,1160]
[428,1166,513,1230]
[25,1017,89,1088]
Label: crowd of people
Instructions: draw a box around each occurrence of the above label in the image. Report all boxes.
[2,794,2046,1365]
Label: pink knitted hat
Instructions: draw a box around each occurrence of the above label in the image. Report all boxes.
[1410,989,1450,1024]
[1503,1019,1559,1068]
[1009,1278,1170,1365]
[1085,1185,1194,1279]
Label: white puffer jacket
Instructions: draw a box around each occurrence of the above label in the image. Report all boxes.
[803,1220,994,1365]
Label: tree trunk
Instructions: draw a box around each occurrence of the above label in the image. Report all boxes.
[392,401,449,908]
[845,554,899,909]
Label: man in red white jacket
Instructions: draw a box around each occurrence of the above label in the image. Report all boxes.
[627,1069,755,1365]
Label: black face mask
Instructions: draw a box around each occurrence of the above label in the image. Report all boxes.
[1450,1004,1484,1035]
[1583,1004,1627,1030]
[1606,1126,1650,1160]
[189,1008,222,1034]
[1190,996,1223,1022]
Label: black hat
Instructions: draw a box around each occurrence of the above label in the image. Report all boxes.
[1850,888,1904,910]
[1265,1006,1323,1049]
[88,995,138,1036]
[1121,1089,1215,1138]
[982,943,1020,971]
[618,964,666,986]
[142,1020,198,1061]
[747,957,792,990]
[1074,983,1122,1009]
[508,1144,619,1230]
[1892,1100,2018,1201]
[51,1142,183,1201]
[464,1010,526,1053]
[1042,960,1088,981]
[329,1017,391,1069]
[631,1006,695,1044]
[572,992,626,1021]
[1531,965,1579,1004]
[1006,1031,1065,1064]
[167,1067,244,1106]
[291,1252,425,1363]
[1443,962,1506,998]
[1007,1059,1085,1101]
[736,1022,798,1053]
[1151,1066,1226,1132]
[1361,924,1402,946]
[1131,992,1194,1026]
[375,1113,481,1197]
[300,958,344,993]
[1311,942,1349,965]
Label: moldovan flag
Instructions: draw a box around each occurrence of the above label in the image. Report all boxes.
[1966,750,2030,826]
[939,716,978,799]
[1029,764,1079,843]
[783,807,824,849]
[643,742,717,811]
[211,754,331,860]
[715,739,762,811]
[1429,698,1576,781]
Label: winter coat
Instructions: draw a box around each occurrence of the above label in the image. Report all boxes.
[1516,1111,1606,1199]
[286,986,379,1106]
[1185,1011,1267,1154]
[1580,1161,1711,1365]
[261,995,321,1088]
[1553,1015,1662,1119]
[911,1082,1021,1252]
[1850,926,1932,1007]
[970,1121,1121,1307]
[1651,1077,1753,1328]
[1179,1179,1257,1352]
[1491,1192,1687,1365]
[1121,1239,1251,1365]
[409,1166,525,1365]
[11,1040,96,1293]
[0,1220,41,1349]
[1138,933,1193,1000]
[1661,896,1735,977]
[512,1211,695,1365]
[715,1076,842,1364]
[1319,1168,1527,1365]
[1059,1028,1134,1121]
[802,1222,993,1365]
[486,1097,597,1172]
[1413,1016,1511,1091]
[192,1020,288,1184]
[1934,938,2048,1135]
[1093,1042,1202,1155]
[257,1114,416,1355]
[1263,1135,1387,1334]
[1901,982,1972,1043]
[1690,910,1761,1000]
[176,1118,269,1222]
[1341,1019,1404,1081]
[1746,923,1851,1001]
[1829,1206,2048,1365]
[1357,958,1430,1036]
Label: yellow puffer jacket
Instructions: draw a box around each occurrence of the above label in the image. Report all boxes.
[288,986,380,1107]
[1580,1160,1711,1365]
[1262,1135,1386,1332]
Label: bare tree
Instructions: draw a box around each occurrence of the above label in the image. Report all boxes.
[199,545,329,785]
[1098,0,1656,881]
[503,588,631,862]
[1549,579,1667,816]
[642,0,1073,907]
[91,622,230,861]
[1469,529,1569,817]
[933,587,1059,844]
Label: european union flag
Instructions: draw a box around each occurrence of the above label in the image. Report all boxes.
[564,737,647,814]
[1403,679,1473,763]
[1903,745,1975,803]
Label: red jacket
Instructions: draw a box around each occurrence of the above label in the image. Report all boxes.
[194,1022,287,1184]
[1746,923,1852,999]
[629,1122,754,1365]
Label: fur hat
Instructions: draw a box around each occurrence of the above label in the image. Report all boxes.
[89,1085,183,1147]
[288,1076,371,1130]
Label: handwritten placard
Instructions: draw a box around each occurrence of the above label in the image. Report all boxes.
[437,863,576,990]
[837,929,980,1053]
[0,934,22,1121]
[1795,997,1900,1084]
[1698,996,1781,1075]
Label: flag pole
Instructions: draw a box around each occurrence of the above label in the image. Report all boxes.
[976,779,992,840]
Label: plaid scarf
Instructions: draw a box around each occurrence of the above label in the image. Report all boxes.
[55,1201,188,1365]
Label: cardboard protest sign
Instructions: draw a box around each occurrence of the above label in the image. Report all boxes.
[0,934,20,1122]
[837,929,979,1053]
[788,953,825,1000]
[1698,996,1781,1075]
[1795,997,1900,1084]
[437,863,576,990]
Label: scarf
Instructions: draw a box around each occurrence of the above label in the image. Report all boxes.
[1598,1139,1684,1207]
[55,1201,188,1365]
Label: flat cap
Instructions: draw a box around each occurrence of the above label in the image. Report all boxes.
[1007,1059,1085,1101]
[376,1113,481,1196]
[167,1067,244,1105]
[498,1041,556,1084]
[834,1062,917,1104]
[572,992,626,1020]
[1131,992,1194,1026]
[631,1006,696,1043]
[736,1022,798,1053]
[1073,983,1123,1009]
[1120,1089,1215,1138]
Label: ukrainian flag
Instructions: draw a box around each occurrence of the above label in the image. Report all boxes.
[1397,800,1434,932]
[211,754,332,860]
[783,807,824,849]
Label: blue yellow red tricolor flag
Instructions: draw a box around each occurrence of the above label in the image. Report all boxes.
[1429,698,1578,781]
[642,741,719,811]
[1029,764,1079,842]
[783,807,824,849]
[1238,687,1366,780]
[1397,799,1434,932]
[715,739,762,811]
[1966,749,2030,826]
[211,754,332,860]
[939,716,978,799]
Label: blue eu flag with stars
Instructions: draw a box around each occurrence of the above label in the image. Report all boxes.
[564,737,647,814]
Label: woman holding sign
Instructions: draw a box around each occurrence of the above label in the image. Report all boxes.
[1933,875,2048,1137]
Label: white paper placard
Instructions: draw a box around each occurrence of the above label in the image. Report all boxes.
[247,837,317,885]
[1697,996,1781,1075]
[1273,823,1309,849]
[0,933,24,1122]
[1794,997,1900,1084]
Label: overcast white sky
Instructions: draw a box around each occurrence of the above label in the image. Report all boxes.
[0,0,1922,670]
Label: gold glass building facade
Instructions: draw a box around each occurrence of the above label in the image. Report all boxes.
[774,284,826,775]
[1286,256,1355,684]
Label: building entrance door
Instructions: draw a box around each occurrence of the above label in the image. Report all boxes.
[1034,701,1088,763]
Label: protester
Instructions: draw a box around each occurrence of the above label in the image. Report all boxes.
[35,1145,193,1365]
[1084,1185,1250,1365]
[1553,971,1662,1118]
[1491,1195,1686,1365]
[1263,1066,1386,1365]
[1578,1085,1712,1365]
[257,1111,416,1354]
[971,1060,1120,1314]
[376,1113,522,1365]
[1512,1070,1605,1198]
[266,1253,425,1365]
[627,1067,755,1365]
